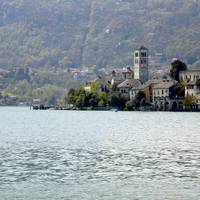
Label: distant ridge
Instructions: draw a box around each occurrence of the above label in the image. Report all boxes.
[0,0,200,68]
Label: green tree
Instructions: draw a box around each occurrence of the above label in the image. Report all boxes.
[110,95,126,110]
[133,91,146,108]
[183,95,197,110]
[98,92,108,107]
[170,59,187,81]
[125,101,134,111]
[175,82,185,97]
[91,81,100,95]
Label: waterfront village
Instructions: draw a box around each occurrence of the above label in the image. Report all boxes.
[66,46,200,111]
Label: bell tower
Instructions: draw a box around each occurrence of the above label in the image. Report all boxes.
[134,46,149,83]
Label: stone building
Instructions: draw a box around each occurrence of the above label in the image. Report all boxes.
[152,79,183,111]
[118,79,141,100]
[130,79,163,103]
[180,69,200,109]
[180,70,200,82]
[84,76,112,93]
[134,46,149,83]
[116,66,140,100]
[122,67,134,80]
[117,45,150,100]
[179,69,200,97]
[185,79,200,97]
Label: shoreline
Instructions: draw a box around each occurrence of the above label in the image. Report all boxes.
[1,105,200,112]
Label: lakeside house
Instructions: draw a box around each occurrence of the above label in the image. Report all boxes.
[179,70,200,82]
[179,70,200,109]
[118,79,141,100]
[130,79,163,103]
[152,79,183,111]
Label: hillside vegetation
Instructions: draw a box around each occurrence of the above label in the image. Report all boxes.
[0,0,200,68]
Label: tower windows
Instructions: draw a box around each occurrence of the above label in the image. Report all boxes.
[134,46,149,83]
[141,52,147,57]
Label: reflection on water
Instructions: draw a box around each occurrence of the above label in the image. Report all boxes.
[0,107,200,199]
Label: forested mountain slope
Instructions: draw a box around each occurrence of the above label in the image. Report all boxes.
[0,0,200,68]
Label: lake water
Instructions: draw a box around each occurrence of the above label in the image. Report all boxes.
[0,107,200,200]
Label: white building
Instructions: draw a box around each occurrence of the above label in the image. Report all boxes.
[153,79,177,100]
[185,80,200,97]
[152,79,182,111]
[180,70,200,108]
[180,70,200,82]
[117,79,141,100]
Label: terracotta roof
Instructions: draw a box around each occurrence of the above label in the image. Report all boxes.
[145,79,163,86]
[131,79,169,91]
[117,79,141,88]
[131,84,146,91]
[154,80,177,89]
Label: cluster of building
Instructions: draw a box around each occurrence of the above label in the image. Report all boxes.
[85,46,200,111]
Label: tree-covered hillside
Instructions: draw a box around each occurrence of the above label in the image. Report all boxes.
[0,0,200,68]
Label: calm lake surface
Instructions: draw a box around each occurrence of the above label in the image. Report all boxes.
[0,107,200,200]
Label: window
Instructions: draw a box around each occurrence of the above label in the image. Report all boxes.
[187,85,194,89]
[135,53,139,57]
[162,90,164,95]
[141,52,147,57]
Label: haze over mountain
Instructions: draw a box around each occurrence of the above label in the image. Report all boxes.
[0,0,200,68]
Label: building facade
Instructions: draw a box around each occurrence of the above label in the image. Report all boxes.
[152,79,183,111]
[180,69,200,109]
[118,79,141,100]
[134,46,149,83]
[185,80,200,97]
[130,79,163,102]
[180,70,200,82]
[122,67,134,80]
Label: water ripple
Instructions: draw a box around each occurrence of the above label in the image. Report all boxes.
[0,145,200,185]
